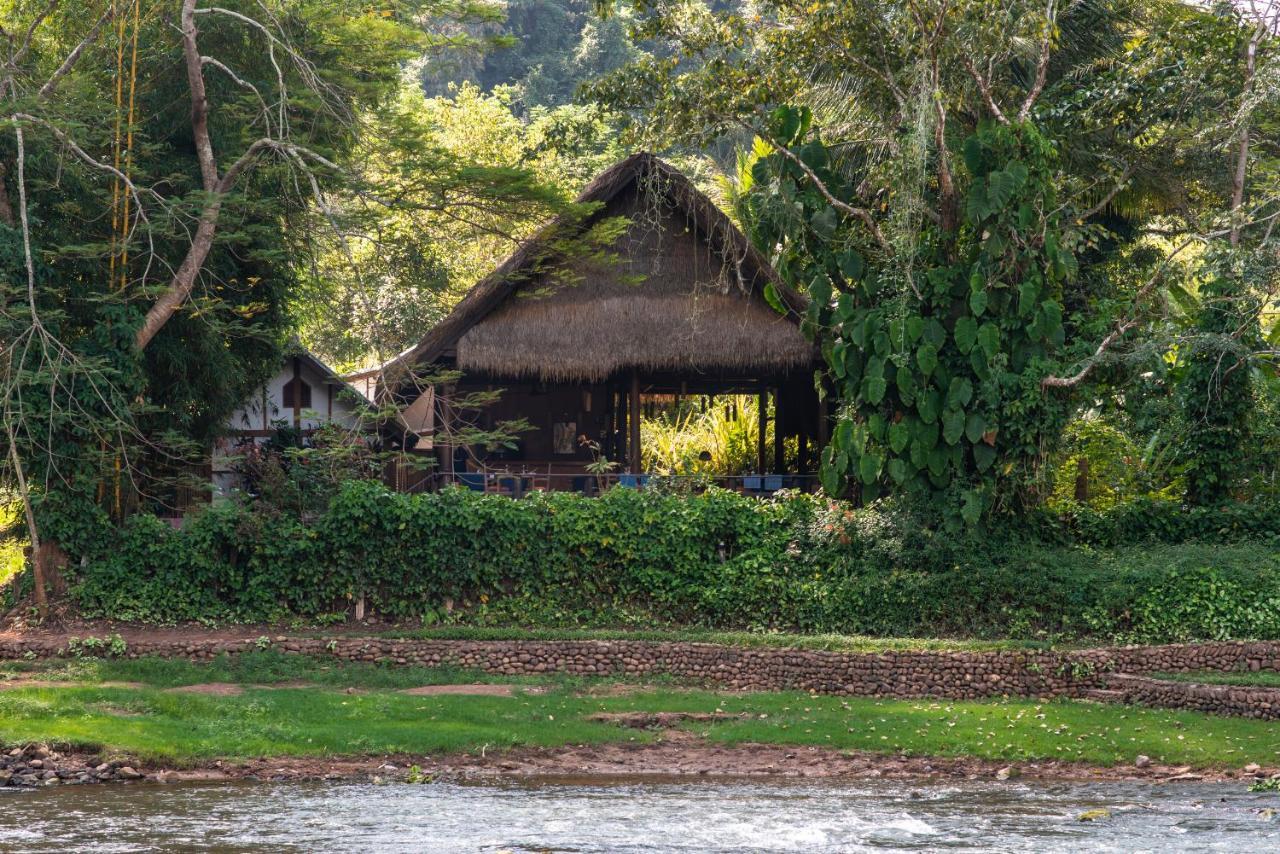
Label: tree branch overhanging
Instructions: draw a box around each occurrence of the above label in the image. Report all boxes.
[1017,0,1056,122]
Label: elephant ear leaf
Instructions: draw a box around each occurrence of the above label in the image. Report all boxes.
[965,413,986,444]
[820,462,844,495]
[917,343,939,377]
[973,442,998,472]
[864,376,888,405]
[969,288,989,316]
[954,317,978,354]
[960,489,984,526]
[942,409,965,445]
[889,420,911,454]
[858,451,883,485]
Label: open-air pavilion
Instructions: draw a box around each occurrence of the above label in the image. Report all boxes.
[382,153,826,494]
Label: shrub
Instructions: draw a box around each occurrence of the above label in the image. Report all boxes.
[45,483,1280,642]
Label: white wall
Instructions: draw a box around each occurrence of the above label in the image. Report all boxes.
[212,357,367,499]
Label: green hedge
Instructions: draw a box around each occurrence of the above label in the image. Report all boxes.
[52,482,1280,642]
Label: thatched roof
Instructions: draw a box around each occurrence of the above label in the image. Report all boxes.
[383,152,813,388]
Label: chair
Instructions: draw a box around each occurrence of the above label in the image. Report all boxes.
[528,465,552,492]
[489,474,522,497]
[456,472,485,492]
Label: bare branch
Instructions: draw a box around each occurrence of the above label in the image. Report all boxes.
[961,56,1009,124]
[2,0,60,96]
[1018,0,1056,122]
[1077,165,1134,221]
[182,0,218,193]
[11,113,160,218]
[1041,234,1199,391]
[216,137,279,192]
[201,55,269,128]
[745,121,893,255]
[36,3,112,102]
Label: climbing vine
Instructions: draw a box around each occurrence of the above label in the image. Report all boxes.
[748,114,1076,522]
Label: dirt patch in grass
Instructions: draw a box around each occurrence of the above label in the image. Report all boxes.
[575,683,713,698]
[589,711,750,729]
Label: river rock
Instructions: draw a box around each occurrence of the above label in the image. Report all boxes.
[1245,763,1262,774]
[117,766,143,780]
[995,766,1020,780]
[1134,755,1151,768]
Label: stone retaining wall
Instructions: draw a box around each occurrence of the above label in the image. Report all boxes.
[4,635,1280,701]
[1105,673,1280,720]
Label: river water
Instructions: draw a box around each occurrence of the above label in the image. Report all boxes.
[2,777,1278,852]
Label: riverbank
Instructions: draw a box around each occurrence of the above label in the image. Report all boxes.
[4,735,1272,788]
[3,652,1280,787]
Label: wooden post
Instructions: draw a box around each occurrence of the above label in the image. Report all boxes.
[629,372,642,474]
[615,384,625,464]
[757,388,767,474]
[603,382,615,460]
[441,389,455,482]
[798,431,809,476]
[291,356,302,428]
[772,388,784,473]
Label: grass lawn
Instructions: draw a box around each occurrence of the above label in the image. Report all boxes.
[1152,670,1280,689]
[386,626,1048,652]
[2,653,1278,769]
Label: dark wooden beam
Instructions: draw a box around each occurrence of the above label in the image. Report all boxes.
[772,388,784,473]
[291,356,302,428]
[757,388,767,474]
[629,372,642,474]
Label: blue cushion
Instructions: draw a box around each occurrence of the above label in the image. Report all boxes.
[456,472,485,492]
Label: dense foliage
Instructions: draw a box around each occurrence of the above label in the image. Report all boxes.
[750,116,1077,519]
[36,484,1280,644]
[590,0,1280,517]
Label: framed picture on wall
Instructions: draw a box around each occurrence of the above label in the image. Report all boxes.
[553,421,577,455]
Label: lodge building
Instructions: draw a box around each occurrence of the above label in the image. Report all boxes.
[380,153,827,494]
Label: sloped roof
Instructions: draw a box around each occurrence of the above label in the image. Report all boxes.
[381,152,812,390]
